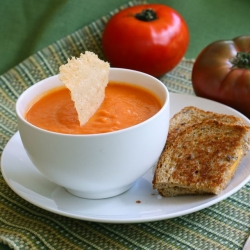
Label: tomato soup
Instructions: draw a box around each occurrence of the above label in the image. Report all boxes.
[25,81,162,134]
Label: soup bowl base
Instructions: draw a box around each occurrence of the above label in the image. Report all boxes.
[65,182,134,199]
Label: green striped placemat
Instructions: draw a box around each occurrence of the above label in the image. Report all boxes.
[0,1,249,249]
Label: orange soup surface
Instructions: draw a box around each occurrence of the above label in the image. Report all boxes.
[26,82,162,134]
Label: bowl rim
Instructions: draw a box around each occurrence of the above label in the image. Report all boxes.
[16,68,169,137]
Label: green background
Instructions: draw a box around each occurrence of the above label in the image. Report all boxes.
[1,0,250,76]
[0,0,250,249]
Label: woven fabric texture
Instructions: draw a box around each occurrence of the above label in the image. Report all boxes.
[0,1,249,249]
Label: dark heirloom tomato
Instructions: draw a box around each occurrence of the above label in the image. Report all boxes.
[102,4,189,78]
[192,36,250,118]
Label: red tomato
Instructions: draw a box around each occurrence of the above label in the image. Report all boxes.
[102,4,189,78]
[192,36,250,118]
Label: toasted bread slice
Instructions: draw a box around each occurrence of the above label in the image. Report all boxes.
[166,106,246,149]
[153,120,250,196]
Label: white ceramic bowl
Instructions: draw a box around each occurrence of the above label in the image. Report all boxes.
[16,68,170,199]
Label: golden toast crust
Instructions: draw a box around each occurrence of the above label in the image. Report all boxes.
[153,108,250,197]
[166,106,246,149]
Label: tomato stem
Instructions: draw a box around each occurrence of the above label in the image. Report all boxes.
[231,52,250,69]
[134,9,157,22]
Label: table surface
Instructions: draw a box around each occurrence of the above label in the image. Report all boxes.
[1,1,250,249]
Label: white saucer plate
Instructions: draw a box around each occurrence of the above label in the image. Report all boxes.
[2,93,250,223]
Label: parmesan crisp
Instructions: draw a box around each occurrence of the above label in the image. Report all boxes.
[59,51,110,126]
